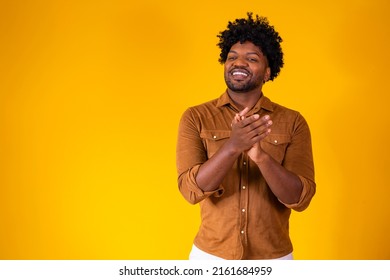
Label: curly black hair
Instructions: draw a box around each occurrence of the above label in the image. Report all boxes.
[217,12,284,81]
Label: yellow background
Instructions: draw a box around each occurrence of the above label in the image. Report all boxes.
[1,0,389,259]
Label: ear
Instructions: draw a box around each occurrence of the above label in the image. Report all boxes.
[264,67,271,82]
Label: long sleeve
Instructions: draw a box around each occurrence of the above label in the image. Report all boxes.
[276,112,316,211]
[176,108,224,205]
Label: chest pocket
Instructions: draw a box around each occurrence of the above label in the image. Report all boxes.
[261,134,291,164]
[200,130,231,159]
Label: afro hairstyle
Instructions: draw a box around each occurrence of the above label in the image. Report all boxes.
[217,12,284,81]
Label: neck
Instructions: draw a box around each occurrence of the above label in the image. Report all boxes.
[227,88,263,112]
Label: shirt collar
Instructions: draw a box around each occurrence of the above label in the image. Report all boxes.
[216,90,274,113]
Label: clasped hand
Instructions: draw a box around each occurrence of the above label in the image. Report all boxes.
[230,107,272,163]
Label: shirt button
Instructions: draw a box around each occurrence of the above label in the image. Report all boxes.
[243,161,246,165]
[242,209,246,212]
[242,186,246,190]
[241,230,244,234]
[274,139,278,144]
[213,135,217,139]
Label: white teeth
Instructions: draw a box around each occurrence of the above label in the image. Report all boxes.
[232,71,248,76]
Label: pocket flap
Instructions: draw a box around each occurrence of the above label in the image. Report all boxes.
[200,130,231,141]
[263,134,291,145]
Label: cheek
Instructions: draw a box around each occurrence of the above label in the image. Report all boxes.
[253,67,267,78]
[223,65,230,77]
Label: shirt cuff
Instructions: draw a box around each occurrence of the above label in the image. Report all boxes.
[186,165,225,203]
[280,175,316,212]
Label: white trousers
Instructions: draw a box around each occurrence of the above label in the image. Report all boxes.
[189,244,293,260]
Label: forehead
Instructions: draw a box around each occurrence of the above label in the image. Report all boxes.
[229,41,262,54]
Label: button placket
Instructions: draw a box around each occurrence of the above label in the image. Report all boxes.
[239,153,249,246]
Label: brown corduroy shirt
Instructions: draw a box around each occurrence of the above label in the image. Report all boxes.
[176,91,316,260]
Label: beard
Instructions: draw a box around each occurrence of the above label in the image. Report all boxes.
[225,79,259,93]
[224,72,262,93]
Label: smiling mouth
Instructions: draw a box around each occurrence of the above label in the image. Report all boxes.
[230,69,250,80]
[232,71,248,76]
[231,67,249,75]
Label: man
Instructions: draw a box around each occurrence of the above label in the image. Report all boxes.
[176,12,315,260]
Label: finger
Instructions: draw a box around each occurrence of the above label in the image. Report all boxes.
[248,128,272,143]
[231,113,241,126]
[255,120,272,138]
[246,117,272,138]
[238,107,250,118]
[251,115,272,130]
[238,114,260,127]
[257,118,273,133]
[232,108,250,126]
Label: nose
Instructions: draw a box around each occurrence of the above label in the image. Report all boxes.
[232,56,248,67]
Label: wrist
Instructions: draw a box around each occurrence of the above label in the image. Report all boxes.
[253,150,269,165]
[224,140,243,158]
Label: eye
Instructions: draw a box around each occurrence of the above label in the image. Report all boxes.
[248,57,258,62]
[227,56,236,61]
